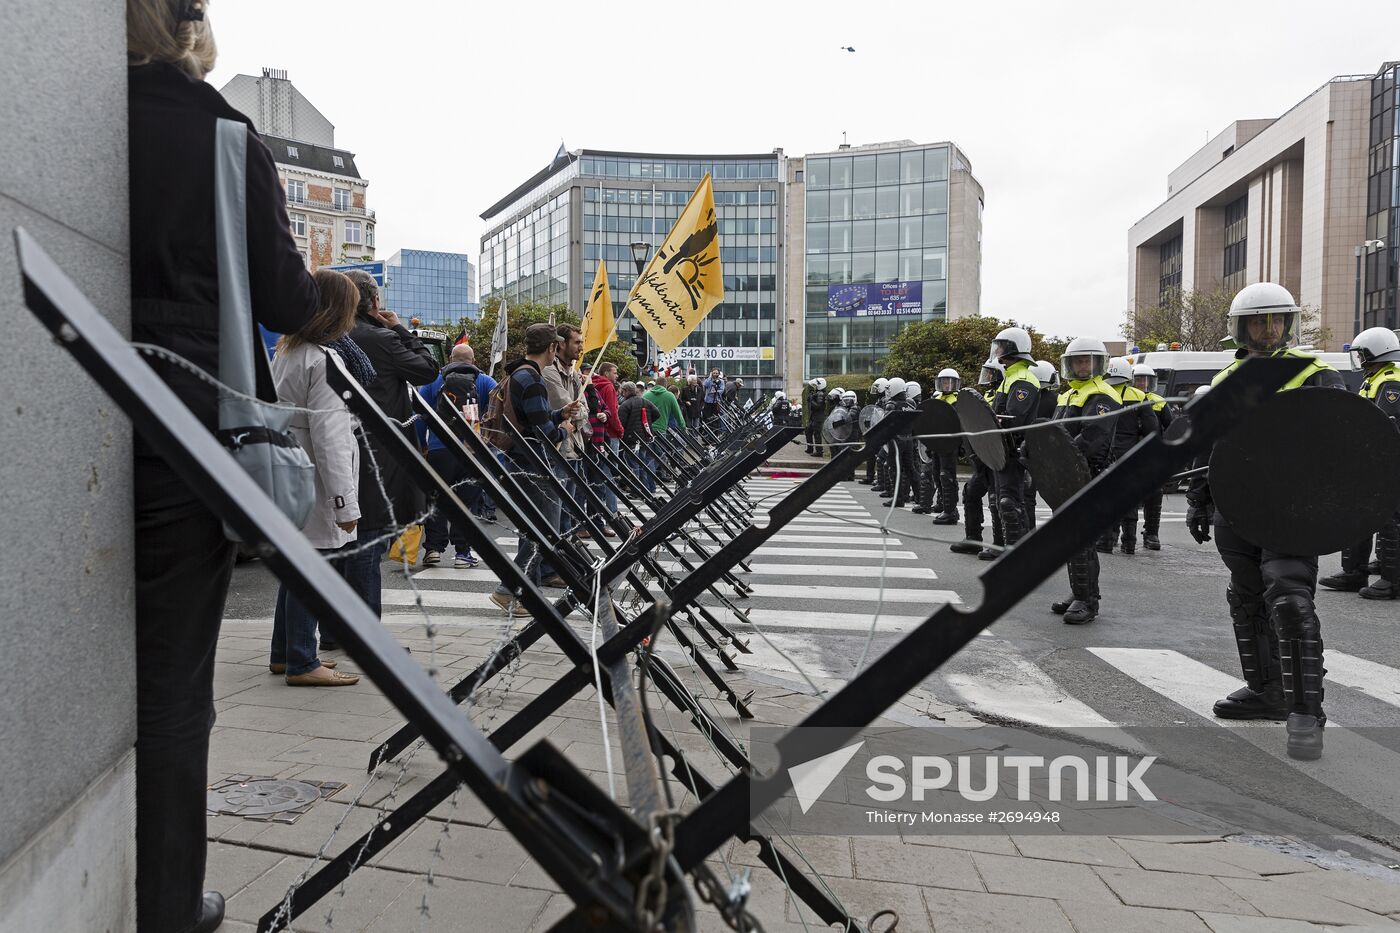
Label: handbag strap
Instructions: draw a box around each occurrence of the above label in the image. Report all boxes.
[214,118,256,400]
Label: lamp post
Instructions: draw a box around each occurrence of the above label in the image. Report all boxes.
[630,241,652,372]
[1354,238,1386,337]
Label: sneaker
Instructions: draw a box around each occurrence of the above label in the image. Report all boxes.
[489,591,531,617]
[484,509,498,524]
[422,550,442,567]
[454,551,479,569]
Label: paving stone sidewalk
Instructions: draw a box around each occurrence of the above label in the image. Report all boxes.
[206,618,1400,932]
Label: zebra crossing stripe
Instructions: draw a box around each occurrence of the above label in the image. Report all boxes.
[656,562,938,581]
[939,634,1117,729]
[492,534,902,548]
[736,608,930,633]
[700,583,959,605]
[1322,651,1400,708]
[748,546,919,560]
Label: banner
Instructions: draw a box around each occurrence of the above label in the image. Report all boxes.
[625,174,724,353]
[580,260,614,359]
[488,297,509,371]
[827,281,923,317]
[662,346,775,364]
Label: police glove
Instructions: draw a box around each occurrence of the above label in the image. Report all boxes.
[1186,501,1213,544]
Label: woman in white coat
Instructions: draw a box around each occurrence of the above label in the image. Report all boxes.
[268,269,372,685]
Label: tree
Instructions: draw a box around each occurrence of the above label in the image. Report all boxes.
[881,317,1069,389]
[1123,287,1332,352]
[459,296,639,381]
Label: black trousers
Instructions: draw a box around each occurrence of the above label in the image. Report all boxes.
[1214,518,1319,608]
[135,496,236,933]
[804,417,824,455]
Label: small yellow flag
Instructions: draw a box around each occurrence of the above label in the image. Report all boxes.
[580,260,614,362]
[625,173,724,354]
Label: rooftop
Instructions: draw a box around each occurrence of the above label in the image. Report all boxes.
[262,134,361,180]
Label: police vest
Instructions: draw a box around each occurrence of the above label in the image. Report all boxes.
[995,359,1041,396]
[1065,377,1118,410]
[1360,363,1400,400]
[1211,347,1334,392]
[1116,384,1147,405]
[1146,391,1167,411]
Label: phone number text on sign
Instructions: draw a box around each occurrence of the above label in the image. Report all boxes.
[669,347,774,362]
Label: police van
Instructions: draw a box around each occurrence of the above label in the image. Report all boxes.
[1129,349,1363,398]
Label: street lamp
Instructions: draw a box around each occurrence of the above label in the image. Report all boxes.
[1354,238,1386,337]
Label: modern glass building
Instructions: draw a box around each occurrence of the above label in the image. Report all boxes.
[480,149,786,389]
[1363,61,1399,330]
[793,140,983,378]
[379,249,477,326]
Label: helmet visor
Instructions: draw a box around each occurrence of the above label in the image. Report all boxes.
[1232,310,1297,352]
[936,376,961,394]
[1060,353,1106,382]
[1133,373,1158,393]
[978,366,1000,385]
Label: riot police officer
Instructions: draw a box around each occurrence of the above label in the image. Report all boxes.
[987,327,1041,551]
[1098,357,1158,554]
[879,378,916,507]
[1048,337,1121,623]
[951,360,1006,558]
[928,368,963,524]
[1022,360,1060,531]
[1185,282,1344,760]
[1132,364,1174,550]
[805,377,829,456]
[770,390,797,426]
[839,389,860,481]
[859,377,889,485]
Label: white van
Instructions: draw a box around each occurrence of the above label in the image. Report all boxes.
[1128,349,1362,398]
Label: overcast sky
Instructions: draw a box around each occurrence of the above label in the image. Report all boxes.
[207,0,1399,339]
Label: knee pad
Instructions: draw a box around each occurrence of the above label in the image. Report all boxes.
[1272,594,1318,638]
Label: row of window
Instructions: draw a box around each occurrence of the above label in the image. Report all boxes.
[807,215,948,253]
[807,181,948,221]
[583,243,776,264]
[288,213,372,247]
[582,186,777,206]
[582,215,777,236]
[283,145,346,171]
[285,179,359,211]
[806,147,950,190]
[806,250,947,285]
[578,157,778,181]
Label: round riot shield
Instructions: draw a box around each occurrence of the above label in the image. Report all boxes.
[953,389,1007,471]
[913,399,961,457]
[1209,388,1400,556]
[858,404,885,434]
[1025,424,1091,510]
[823,407,859,446]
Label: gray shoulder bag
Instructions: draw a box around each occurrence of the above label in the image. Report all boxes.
[215,118,316,538]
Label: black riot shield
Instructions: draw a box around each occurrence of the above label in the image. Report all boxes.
[823,407,859,446]
[1209,388,1400,555]
[914,398,961,457]
[953,388,1006,471]
[1026,424,1091,510]
[858,404,885,434]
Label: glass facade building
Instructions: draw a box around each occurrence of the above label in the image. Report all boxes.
[480,150,786,387]
[800,142,977,377]
[380,249,477,326]
[1364,61,1399,330]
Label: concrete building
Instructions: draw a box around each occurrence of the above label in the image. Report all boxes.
[1128,64,1399,346]
[788,140,983,384]
[380,249,478,325]
[220,69,375,270]
[1,3,136,930]
[480,149,786,390]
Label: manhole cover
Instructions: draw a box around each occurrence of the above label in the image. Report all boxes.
[207,774,346,823]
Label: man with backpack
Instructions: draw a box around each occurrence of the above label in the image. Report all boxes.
[482,323,581,613]
[618,381,661,493]
[416,343,497,569]
[542,323,588,536]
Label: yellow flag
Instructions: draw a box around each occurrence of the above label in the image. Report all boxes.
[625,173,724,353]
[580,259,614,361]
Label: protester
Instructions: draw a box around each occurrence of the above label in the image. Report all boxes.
[490,324,581,613]
[542,324,588,536]
[618,381,661,492]
[586,361,623,531]
[268,269,364,687]
[416,343,497,568]
[681,372,705,426]
[342,269,437,626]
[702,368,725,421]
[127,1,320,928]
[645,380,686,434]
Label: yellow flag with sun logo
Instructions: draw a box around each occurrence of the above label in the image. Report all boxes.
[625,173,724,353]
[579,260,615,363]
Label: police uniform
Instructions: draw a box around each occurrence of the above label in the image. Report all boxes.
[1049,375,1120,622]
[1139,390,1175,549]
[990,359,1041,547]
[950,385,1005,556]
[1097,382,1158,553]
[1356,362,1400,598]
[805,387,827,456]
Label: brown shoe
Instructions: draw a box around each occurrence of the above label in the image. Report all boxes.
[489,591,532,617]
[269,659,337,674]
[602,528,618,538]
[576,528,592,539]
[540,575,569,589]
[285,665,360,686]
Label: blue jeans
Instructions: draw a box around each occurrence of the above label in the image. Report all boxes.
[339,526,388,617]
[271,543,357,675]
[495,466,562,595]
[425,447,482,555]
[557,460,586,535]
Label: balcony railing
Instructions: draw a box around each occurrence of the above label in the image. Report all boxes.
[286,195,375,220]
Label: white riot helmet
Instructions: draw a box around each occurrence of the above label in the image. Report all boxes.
[935,367,961,394]
[1349,326,1400,370]
[1131,363,1158,394]
[884,376,908,399]
[1229,282,1300,353]
[872,377,889,395]
[773,390,786,400]
[1104,357,1132,386]
[1030,360,1057,388]
[1060,336,1109,382]
[906,381,922,402]
[809,377,828,391]
[978,359,1005,386]
[841,389,858,407]
[989,326,1034,363]
[828,387,843,400]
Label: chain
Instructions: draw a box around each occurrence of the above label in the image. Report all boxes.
[693,864,765,932]
[634,809,681,931]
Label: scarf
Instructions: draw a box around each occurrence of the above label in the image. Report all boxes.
[327,335,377,387]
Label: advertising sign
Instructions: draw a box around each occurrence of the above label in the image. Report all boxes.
[827,281,923,317]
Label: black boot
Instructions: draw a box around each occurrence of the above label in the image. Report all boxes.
[1050,596,1073,614]
[1273,595,1326,760]
[1063,600,1098,624]
[977,545,1002,561]
[950,535,983,555]
[1142,492,1163,550]
[1120,521,1136,555]
[932,510,960,525]
[1360,519,1399,600]
[1319,571,1367,592]
[1143,533,1161,551]
[1214,586,1288,721]
[1360,578,1398,599]
[1064,549,1099,623]
[192,892,226,933]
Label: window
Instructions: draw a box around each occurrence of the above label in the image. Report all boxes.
[286,145,299,158]
[345,220,362,244]
[286,179,305,204]
[333,187,351,211]
[366,224,375,248]
[289,212,306,237]
[332,155,344,169]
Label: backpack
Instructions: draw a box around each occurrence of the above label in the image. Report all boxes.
[480,371,523,452]
[435,368,480,439]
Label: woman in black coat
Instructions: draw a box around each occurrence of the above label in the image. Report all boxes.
[128,2,318,930]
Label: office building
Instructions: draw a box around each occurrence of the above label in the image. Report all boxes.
[1128,63,1398,345]
[788,140,983,382]
[380,249,477,325]
[480,149,786,390]
[220,68,375,270]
